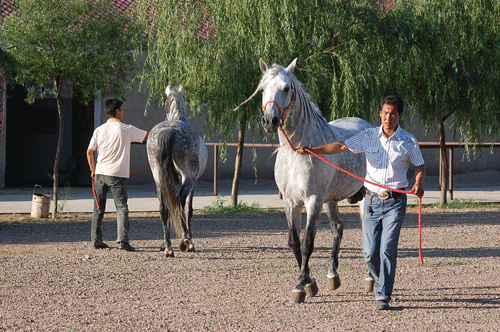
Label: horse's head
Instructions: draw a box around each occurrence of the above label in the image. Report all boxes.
[165,85,187,121]
[259,58,297,133]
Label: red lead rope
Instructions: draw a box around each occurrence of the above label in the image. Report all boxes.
[92,176,100,211]
[279,127,424,265]
[91,161,150,212]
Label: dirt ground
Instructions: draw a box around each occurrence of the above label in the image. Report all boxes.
[1,206,500,331]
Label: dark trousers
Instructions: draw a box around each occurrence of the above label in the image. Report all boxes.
[91,174,130,245]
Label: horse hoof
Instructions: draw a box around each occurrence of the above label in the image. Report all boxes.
[364,276,375,293]
[327,276,341,290]
[179,241,187,252]
[305,279,318,297]
[164,249,174,258]
[290,289,307,303]
[187,243,195,252]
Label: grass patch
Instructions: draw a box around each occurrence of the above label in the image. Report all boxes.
[448,260,468,266]
[410,198,498,209]
[198,195,263,213]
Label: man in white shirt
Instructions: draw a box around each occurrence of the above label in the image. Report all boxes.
[87,99,148,251]
[298,95,425,310]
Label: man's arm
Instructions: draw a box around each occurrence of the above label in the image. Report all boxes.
[86,148,96,177]
[412,164,425,197]
[297,141,349,155]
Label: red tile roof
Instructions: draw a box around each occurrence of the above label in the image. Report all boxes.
[1,1,215,41]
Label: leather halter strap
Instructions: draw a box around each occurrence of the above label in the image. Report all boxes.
[261,82,296,126]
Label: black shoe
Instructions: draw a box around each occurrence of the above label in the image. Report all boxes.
[119,242,135,252]
[94,243,109,249]
[376,300,390,310]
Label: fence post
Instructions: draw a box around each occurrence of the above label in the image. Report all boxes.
[213,144,218,196]
[449,147,454,200]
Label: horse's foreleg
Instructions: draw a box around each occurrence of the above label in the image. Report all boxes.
[178,180,196,252]
[285,200,302,267]
[300,200,322,290]
[288,198,322,303]
[324,201,343,290]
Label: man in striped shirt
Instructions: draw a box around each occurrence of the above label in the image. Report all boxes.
[298,95,425,310]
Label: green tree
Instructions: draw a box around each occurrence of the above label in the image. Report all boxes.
[1,0,141,217]
[388,0,500,206]
[135,0,389,205]
[327,0,500,206]
[137,0,500,209]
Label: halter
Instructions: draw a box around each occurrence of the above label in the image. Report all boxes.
[262,81,296,126]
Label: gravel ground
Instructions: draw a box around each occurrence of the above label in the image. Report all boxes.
[1,206,500,331]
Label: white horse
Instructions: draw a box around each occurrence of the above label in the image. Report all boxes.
[147,85,208,257]
[253,59,372,302]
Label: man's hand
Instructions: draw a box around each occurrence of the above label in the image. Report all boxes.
[411,183,424,198]
[412,165,426,197]
[296,146,310,155]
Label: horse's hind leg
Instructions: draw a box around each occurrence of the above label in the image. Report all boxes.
[324,201,343,290]
[178,179,196,252]
[158,192,174,257]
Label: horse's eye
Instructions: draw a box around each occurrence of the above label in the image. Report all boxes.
[284,86,290,93]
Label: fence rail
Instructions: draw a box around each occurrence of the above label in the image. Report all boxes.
[207,142,500,199]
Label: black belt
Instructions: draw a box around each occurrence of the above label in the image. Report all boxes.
[366,189,405,200]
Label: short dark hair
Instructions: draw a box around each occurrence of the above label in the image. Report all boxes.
[379,95,404,114]
[104,99,123,118]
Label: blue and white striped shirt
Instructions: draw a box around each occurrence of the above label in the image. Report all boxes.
[344,125,425,193]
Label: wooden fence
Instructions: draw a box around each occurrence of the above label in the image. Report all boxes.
[208,142,500,200]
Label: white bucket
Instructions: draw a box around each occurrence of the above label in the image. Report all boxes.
[31,193,51,218]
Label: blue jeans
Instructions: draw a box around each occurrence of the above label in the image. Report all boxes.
[91,175,130,245]
[363,193,407,303]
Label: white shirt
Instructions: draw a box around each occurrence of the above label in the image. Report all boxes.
[344,125,425,193]
[88,122,147,178]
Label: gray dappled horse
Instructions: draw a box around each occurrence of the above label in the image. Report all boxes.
[253,58,372,302]
[147,86,208,257]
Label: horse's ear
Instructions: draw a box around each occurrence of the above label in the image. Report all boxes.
[259,58,268,74]
[165,85,172,96]
[285,58,297,75]
[178,86,185,96]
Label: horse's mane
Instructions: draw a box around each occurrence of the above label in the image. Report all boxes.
[281,69,337,147]
[167,89,189,122]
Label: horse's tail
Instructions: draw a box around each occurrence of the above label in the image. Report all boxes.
[156,129,184,238]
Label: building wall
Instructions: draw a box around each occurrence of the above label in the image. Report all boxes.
[0,72,6,188]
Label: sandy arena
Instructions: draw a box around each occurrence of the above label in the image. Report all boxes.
[1,206,500,331]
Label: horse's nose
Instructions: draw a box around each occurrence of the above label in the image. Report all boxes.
[261,115,279,131]
[272,116,279,127]
[261,116,269,128]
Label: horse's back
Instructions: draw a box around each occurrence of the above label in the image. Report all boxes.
[147,120,207,181]
[329,117,373,142]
